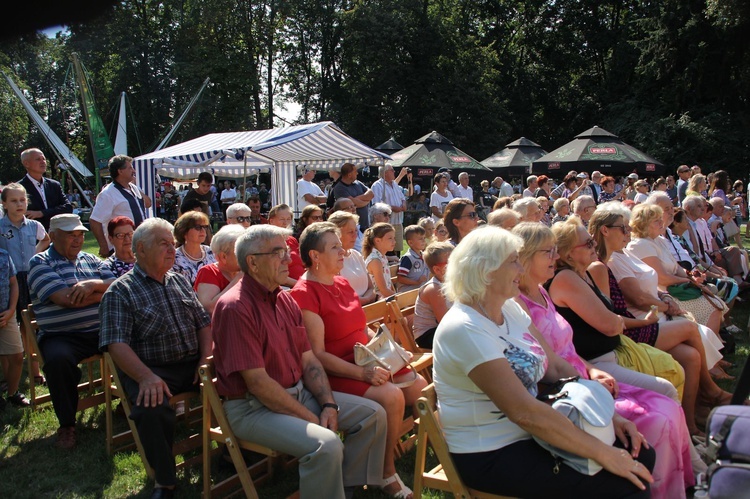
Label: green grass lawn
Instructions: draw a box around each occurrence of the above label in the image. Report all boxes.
[1,229,748,497]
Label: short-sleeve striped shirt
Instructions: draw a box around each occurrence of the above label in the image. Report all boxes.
[99,265,211,366]
[28,246,115,338]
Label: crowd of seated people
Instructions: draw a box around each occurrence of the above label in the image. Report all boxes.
[7,161,750,499]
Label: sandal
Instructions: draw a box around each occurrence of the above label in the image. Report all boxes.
[718,359,736,369]
[709,366,735,381]
[382,473,413,499]
[699,390,733,408]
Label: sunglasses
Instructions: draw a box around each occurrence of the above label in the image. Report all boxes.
[233,216,252,223]
[605,225,631,233]
[459,211,478,219]
[309,215,324,221]
[191,225,210,232]
[574,238,596,250]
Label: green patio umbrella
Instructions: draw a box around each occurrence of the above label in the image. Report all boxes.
[387,131,489,176]
[375,136,405,156]
[481,137,548,177]
[531,126,664,176]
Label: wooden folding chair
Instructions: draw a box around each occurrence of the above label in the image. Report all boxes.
[390,263,400,291]
[199,360,297,498]
[103,352,203,479]
[385,298,433,384]
[362,297,418,458]
[414,384,512,499]
[20,306,106,411]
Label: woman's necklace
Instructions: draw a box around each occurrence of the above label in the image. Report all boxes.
[307,272,341,297]
[182,245,204,262]
[520,285,547,307]
[477,302,510,336]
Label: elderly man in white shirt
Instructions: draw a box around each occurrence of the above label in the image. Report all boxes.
[522,175,538,198]
[454,172,473,201]
[371,165,410,256]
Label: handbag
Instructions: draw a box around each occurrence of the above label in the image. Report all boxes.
[701,405,750,498]
[667,282,702,300]
[533,376,616,475]
[354,324,417,388]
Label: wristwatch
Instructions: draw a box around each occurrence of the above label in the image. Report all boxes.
[321,402,340,412]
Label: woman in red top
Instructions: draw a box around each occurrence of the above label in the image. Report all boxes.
[290,222,426,499]
[193,224,245,313]
[268,203,306,287]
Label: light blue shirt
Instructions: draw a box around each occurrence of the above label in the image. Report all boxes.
[0,216,45,272]
[0,249,17,311]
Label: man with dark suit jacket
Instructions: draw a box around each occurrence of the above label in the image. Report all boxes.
[19,148,73,230]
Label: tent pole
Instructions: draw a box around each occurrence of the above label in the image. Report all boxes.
[243,152,247,203]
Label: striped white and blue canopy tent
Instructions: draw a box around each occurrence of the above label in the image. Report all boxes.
[133,121,391,216]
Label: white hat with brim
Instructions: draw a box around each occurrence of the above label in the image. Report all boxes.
[627,173,639,180]
[49,214,88,232]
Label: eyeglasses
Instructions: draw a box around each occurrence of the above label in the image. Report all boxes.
[606,225,631,233]
[309,215,324,221]
[379,211,392,217]
[536,246,558,259]
[574,238,596,250]
[250,246,291,259]
[436,229,449,235]
[233,216,252,223]
[459,211,479,219]
[191,225,210,232]
[113,232,133,240]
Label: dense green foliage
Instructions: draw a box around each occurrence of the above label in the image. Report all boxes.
[1,0,748,185]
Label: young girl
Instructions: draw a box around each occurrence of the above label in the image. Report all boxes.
[417,217,435,246]
[0,183,50,389]
[434,220,450,242]
[363,222,396,299]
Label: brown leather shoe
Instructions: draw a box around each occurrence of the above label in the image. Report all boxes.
[55,426,76,449]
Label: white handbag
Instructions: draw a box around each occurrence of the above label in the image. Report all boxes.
[353,324,417,387]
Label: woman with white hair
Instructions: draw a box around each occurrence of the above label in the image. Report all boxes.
[225,202,253,228]
[326,211,377,305]
[193,224,246,313]
[487,207,521,230]
[433,225,654,497]
[511,197,542,223]
[369,202,393,225]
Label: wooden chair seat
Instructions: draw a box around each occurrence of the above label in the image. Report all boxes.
[104,352,203,479]
[20,306,106,411]
[414,383,513,499]
[199,360,297,498]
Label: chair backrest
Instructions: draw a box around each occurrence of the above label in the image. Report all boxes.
[414,383,476,498]
[386,300,421,354]
[21,306,41,363]
[414,384,509,499]
[363,298,390,326]
[390,263,399,278]
[392,287,419,313]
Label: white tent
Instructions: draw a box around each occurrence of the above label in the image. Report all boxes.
[133,121,390,215]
